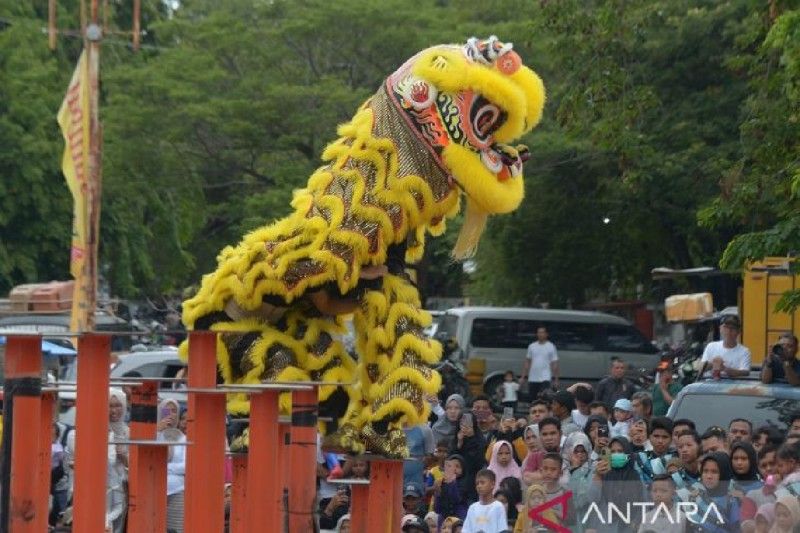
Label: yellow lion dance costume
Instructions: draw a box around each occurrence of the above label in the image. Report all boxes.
[182,36,545,457]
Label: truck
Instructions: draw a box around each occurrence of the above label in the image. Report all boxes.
[742,257,800,366]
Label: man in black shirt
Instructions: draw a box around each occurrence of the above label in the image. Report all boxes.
[761,333,800,385]
[594,357,635,410]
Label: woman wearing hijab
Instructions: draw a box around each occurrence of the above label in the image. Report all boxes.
[107,388,129,533]
[431,394,465,445]
[584,415,610,464]
[515,484,562,533]
[158,398,186,533]
[488,440,522,492]
[731,441,763,495]
[587,436,645,533]
[563,431,593,532]
[688,452,741,533]
[770,495,800,533]
[755,503,776,533]
[450,411,488,479]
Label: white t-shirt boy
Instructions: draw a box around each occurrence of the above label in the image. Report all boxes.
[502,381,520,402]
[462,499,507,533]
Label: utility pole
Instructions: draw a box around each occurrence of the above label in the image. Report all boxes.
[48,0,140,332]
[85,0,102,332]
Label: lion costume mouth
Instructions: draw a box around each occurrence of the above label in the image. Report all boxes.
[384,35,545,257]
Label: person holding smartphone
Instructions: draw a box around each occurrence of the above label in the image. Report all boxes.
[452,412,488,490]
[319,484,351,529]
[483,407,527,466]
[761,333,800,385]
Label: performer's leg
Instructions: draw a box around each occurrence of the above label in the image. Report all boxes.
[353,274,441,457]
[189,311,363,453]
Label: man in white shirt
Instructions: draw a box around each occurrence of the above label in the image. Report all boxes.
[700,315,751,379]
[520,326,559,401]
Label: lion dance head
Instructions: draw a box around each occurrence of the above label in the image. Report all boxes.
[385,35,545,257]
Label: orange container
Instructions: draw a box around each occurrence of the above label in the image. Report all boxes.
[9,284,38,311]
[30,281,74,311]
[664,293,713,322]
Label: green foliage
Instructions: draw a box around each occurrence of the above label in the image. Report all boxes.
[471,0,751,305]
[1,0,798,310]
[0,9,73,290]
[699,3,800,310]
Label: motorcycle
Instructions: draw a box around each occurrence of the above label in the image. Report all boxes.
[433,336,472,403]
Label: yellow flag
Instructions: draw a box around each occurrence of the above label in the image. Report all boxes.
[58,50,91,333]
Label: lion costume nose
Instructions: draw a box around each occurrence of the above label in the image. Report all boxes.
[496,50,521,75]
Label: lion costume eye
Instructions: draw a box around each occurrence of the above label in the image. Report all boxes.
[470,96,507,143]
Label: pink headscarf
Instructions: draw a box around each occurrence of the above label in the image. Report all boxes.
[488,440,521,492]
[756,503,775,526]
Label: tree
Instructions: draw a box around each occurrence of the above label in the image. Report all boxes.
[469,0,754,306]
[699,3,800,311]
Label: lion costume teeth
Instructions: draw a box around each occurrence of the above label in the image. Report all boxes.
[181,36,545,457]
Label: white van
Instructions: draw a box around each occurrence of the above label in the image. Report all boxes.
[435,307,659,395]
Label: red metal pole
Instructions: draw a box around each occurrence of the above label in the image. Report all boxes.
[367,459,404,533]
[349,483,370,532]
[278,419,291,529]
[245,390,280,530]
[127,381,167,532]
[72,333,111,533]
[287,387,318,531]
[37,392,56,532]
[184,331,226,533]
[6,335,44,532]
[229,455,247,533]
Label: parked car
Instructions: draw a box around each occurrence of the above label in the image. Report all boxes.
[58,346,186,425]
[434,307,659,397]
[666,380,800,433]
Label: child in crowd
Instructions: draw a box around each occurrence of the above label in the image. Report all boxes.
[691,452,740,532]
[502,371,520,413]
[589,401,610,420]
[636,474,685,533]
[730,441,763,495]
[610,399,634,439]
[426,440,451,509]
[538,453,571,527]
[775,442,800,497]
[746,445,779,508]
[440,517,463,533]
[753,503,775,533]
[435,455,473,525]
[771,495,800,533]
[462,469,507,533]
[515,484,560,533]
[497,477,523,528]
[488,441,522,492]
[424,511,439,533]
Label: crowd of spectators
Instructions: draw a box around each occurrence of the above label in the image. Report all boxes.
[43,318,800,533]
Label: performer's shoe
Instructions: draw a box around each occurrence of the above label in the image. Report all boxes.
[321,423,365,455]
[361,425,409,459]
